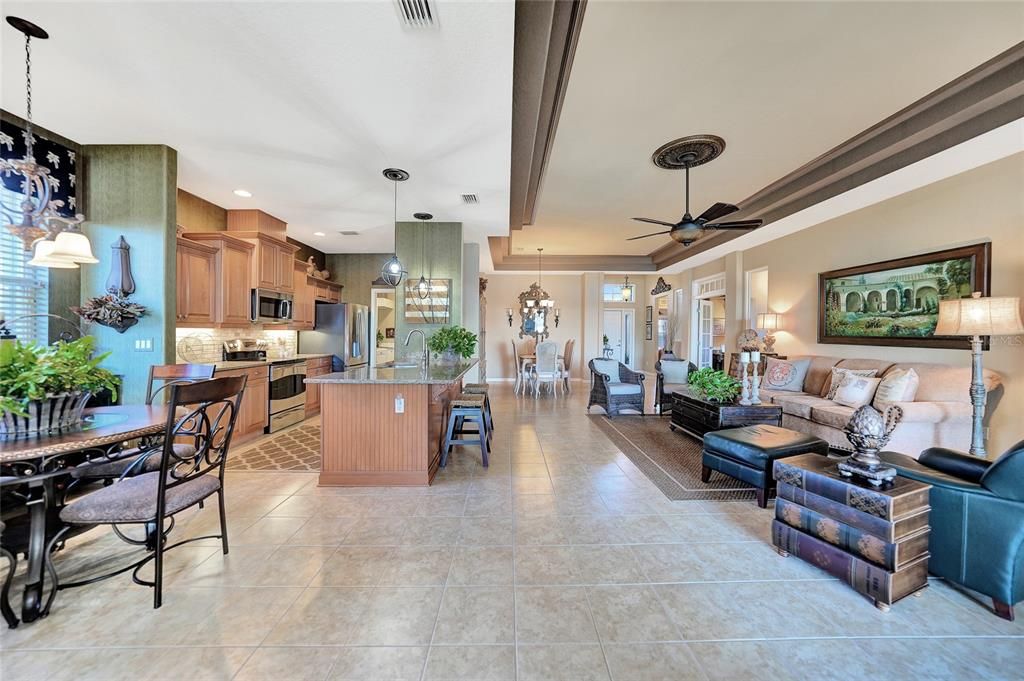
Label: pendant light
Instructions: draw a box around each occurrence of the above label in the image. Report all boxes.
[379,168,409,287]
[621,275,633,302]
[1,17,95,267]
[412,212,432,300]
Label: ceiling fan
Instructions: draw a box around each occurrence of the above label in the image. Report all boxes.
[629,135,763,246]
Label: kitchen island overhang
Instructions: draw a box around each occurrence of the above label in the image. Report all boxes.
[305,360,478,486]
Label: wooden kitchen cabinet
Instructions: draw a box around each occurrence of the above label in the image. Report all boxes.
[180,232,254,327]
[291,260,315,330]
[215,365,269,442]
[175,237,217,325]
[233,233,298,293]
[312,278,343,303]
[304,357,331,416]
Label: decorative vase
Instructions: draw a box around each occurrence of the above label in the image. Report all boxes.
[0,391,93,435]
[440,347,459,365]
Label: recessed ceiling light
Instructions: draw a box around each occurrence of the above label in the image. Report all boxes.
[233,189,252,198]
[313,231,326,237]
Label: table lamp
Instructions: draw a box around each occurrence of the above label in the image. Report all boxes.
[934,293,1024,458]
[756,313,782,353]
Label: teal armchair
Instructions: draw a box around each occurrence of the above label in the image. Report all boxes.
[880,440,1024,621]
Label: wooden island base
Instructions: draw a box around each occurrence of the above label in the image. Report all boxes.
[317,378,464,486]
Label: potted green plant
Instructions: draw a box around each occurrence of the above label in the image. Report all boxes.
[426,326,478,365]
[686,367,741,403]
[0,336,119,435]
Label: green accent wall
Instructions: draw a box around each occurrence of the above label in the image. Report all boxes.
[81,145,177,405]
[394,221,464,354]
[324,253,393,307]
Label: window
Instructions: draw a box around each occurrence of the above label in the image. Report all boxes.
[603,283,636,302]
[0,184,48,343]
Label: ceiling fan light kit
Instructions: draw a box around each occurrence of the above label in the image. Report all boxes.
[630,134,763,247]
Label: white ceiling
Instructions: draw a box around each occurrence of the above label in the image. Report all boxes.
[515,1,1024,258]
[1,1,514,268]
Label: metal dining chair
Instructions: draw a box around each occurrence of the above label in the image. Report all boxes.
[44,375,247,611]
[70,363,216,483]
[0,521,17,628]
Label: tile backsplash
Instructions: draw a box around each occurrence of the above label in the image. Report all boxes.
[175,327,298,363]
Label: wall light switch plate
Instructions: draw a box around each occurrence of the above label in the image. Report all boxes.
[395,394,405,414]
[133,338,154,352]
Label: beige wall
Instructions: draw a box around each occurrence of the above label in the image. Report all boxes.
[737,154,1023,455]
[485,274,585,380]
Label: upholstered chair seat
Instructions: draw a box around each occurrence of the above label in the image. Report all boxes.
[61,471,221,524]
[70,444,196,480]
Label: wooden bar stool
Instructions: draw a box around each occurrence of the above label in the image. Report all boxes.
[441,394,490,468]
[462,383,494,433]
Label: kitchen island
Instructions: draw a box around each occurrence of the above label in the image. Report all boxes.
[305,360,478,486]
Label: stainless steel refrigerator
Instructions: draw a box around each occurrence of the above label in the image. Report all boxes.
[298,303,369,371]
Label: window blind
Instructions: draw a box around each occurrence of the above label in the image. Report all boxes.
[0,184,48,343]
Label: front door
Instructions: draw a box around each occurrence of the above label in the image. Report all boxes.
[603,309,635,368]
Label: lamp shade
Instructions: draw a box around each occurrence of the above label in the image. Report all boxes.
[27,239,79,269]
[934,293,1024,336]
[756,312,781,331]
[47,230,99,264]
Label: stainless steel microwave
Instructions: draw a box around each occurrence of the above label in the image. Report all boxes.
[251,288,293,324]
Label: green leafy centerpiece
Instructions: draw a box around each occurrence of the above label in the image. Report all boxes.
[426,326,478,365]
[686,367,741,403]
[0,336,118,435]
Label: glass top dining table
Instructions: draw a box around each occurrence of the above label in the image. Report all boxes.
[0,405,167,624]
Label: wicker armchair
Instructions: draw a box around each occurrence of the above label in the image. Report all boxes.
[587,359,645,417]
[654,357,697,414]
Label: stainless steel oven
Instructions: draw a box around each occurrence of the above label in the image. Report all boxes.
[251,288,293,324]
[268,360,306,432]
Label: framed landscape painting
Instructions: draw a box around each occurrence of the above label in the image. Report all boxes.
[818,243,991,349]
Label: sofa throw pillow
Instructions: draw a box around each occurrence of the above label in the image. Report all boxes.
[592,359,621,383]
[833,376,882,408]
[763,358,811,392]
[660,360,690,384]
[825,368,878,400]
[872,368,920,408]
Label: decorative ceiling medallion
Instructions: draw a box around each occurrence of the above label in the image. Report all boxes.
[651,134,726,170]
[382,168,410,182]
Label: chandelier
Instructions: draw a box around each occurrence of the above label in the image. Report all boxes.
[1,16,95,267]
[516,248,560,340]
[379,168,408,287]
[412,212,432,300]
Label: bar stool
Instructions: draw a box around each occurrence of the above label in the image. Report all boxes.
[462,383,494,434]
[441,393,490,468]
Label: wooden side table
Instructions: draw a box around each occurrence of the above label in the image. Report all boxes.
[771,453,931,611]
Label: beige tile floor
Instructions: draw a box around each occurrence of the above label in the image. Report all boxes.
[2,383,1021,680]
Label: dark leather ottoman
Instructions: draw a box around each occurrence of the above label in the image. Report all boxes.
[702,425,829,508]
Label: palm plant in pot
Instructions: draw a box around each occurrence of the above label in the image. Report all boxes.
[426,326,477,365]
[0,336,118,435]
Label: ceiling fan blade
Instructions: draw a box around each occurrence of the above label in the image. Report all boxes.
[695,202,739,224]
[704,219,763,230]
[627,230,672,241]
[631,217,676,227]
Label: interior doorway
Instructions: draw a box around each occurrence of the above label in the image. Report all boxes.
[603,308,635,368]
[691,273,728,370]
[370,289,396,367]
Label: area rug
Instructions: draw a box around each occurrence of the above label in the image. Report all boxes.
[589,415,755,502]
[226,423,321,471]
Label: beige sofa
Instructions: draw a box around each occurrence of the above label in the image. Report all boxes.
[758,356,1002,457]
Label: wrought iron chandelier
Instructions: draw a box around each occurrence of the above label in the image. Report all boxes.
[1,16,95,267]
[518,248,560,334]
[379,168,408,287]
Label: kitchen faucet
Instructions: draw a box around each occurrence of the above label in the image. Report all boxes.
[403,329,428,367]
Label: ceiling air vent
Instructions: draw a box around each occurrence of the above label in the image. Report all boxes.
[461,193,479,204]
[338,230,359,236]
[395,0,435,28]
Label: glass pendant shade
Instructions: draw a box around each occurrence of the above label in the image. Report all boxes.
[28,238,78,268]
[47,230,99,264]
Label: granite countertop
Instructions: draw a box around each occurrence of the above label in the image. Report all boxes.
[306,359,478,385]
[180,354,334,371]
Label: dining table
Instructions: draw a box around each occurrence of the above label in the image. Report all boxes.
[0,405,167,624]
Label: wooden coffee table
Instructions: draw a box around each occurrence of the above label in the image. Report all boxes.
[669,389,782,440]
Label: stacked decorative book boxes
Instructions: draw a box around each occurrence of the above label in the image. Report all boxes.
[771,454,932,611]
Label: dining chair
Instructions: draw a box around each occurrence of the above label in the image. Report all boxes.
[512,340,534,396]
[44,375,247,611]
[70,363,216,483]
[0,521,17,628]
[560,338,576,393]
[532,341,561,398]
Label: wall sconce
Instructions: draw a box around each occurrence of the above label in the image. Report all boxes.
[554,308,561,328]
[505,308,514,327]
